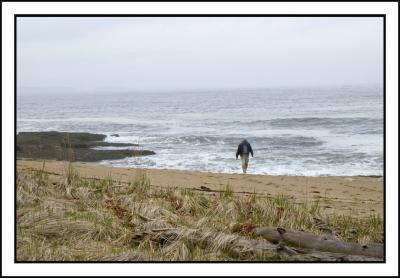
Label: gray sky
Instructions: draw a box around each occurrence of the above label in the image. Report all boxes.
[17,17,383,93]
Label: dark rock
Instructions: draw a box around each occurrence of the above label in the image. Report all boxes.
[17,131,155,162]
[111,134,120,137]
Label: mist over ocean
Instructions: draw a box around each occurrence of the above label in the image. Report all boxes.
[17,85,383,176]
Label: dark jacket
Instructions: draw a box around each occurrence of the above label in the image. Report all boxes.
[236,140,253,159]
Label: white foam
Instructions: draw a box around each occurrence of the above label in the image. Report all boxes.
[17,88,383,176]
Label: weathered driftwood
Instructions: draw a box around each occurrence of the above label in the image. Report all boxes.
[253,227,383,259]
[150,228,277,259]
[149,228,381,261]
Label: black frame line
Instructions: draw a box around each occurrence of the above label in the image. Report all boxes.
[3,0,399,2]
[15,14,386,17]
[382,11,386,262]
[13,14,387,264]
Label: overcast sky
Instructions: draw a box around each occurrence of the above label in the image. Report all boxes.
[17,17,383,93]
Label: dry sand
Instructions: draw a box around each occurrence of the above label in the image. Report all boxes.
[17,159,384,218]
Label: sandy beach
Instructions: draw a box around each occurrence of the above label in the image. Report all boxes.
[17,159,383,218]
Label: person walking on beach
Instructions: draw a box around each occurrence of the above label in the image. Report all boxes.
[236,139,254,174]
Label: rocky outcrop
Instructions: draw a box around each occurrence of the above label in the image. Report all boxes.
[16,131,155,162]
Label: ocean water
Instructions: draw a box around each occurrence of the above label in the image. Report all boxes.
[17,86,384,176]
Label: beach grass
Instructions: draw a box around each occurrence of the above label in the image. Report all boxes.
[16,163,383,261]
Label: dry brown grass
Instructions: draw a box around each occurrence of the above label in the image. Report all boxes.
[16,165,383,261]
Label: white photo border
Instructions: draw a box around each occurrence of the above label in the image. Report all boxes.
[2,1,398,277]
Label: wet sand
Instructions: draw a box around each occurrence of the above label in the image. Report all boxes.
[17,159,384,218]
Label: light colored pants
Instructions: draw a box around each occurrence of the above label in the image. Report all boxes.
[241,154,249,174]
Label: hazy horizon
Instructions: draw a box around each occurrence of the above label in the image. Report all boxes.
[17,17,383,94]
[17,83,383,96]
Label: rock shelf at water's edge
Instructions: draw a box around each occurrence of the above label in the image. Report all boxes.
[16,131,155,162]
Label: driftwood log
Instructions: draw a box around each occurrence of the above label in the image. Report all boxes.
[148,228,381,261]
[252,227,383,259]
